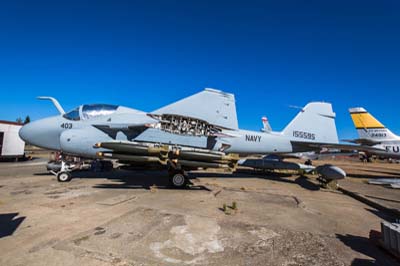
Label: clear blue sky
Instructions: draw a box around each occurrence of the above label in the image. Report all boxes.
[1,0,399,139]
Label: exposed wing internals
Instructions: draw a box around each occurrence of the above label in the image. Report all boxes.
[148,113,222,137]
[152,88,239,130]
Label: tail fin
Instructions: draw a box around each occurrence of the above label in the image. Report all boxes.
[261,116,272,132]
[349,107,398,141]
[152,88,238,130]
[282,102,339,144]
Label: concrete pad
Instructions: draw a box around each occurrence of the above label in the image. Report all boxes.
[0,160,399,265]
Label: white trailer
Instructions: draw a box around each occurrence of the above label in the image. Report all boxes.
[0,120,25,159]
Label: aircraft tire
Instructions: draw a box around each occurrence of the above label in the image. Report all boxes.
[169,172,187,188]
[57,171,72,182]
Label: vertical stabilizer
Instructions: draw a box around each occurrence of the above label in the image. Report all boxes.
[282,102,339,144]
[261,116,272,132]
[349,107,398,141]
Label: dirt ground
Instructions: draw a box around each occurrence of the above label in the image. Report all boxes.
[312,158,400,213]
[0,158,399,266]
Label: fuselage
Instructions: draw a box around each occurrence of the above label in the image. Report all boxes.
[218,129,294,155]
[370,142,400,159]
[19,104,156,157]
[19,105,305,158]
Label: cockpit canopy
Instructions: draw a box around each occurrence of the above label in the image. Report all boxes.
[63,104,119,121]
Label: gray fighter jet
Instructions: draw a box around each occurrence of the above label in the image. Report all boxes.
[19,89,344,187]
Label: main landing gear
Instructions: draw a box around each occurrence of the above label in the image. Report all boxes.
[168,168,190,189]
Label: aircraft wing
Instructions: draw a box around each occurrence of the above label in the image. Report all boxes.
[152,88,239,130]
[290,141,386,153]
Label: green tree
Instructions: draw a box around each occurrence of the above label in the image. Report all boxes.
[16,117,23,124]
[24,115,31,124]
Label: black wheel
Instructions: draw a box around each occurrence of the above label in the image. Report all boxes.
[169,172,188,188]
[304,159,312,166]
[101,160,114,171]
[57,171,72,182]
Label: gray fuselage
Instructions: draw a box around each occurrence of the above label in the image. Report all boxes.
[19,106,303,158]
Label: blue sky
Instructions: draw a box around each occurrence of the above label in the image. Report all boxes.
[1,0,399,139]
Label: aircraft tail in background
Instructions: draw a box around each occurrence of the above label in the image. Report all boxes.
[349,107,399,141]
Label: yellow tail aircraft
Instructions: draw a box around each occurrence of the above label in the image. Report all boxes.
[348,107,400,161]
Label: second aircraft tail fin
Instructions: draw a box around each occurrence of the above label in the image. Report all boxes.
[349,107,398,141]
[261,116,272,132]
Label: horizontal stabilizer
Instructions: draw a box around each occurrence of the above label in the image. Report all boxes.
[342,138,381,146]
[291,141,386,153]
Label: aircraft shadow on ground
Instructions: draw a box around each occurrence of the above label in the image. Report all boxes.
[346,172,400,180]
[365,208,396,223]
[0,213,25,238]
[34,172,53,176]
[336,233,399,266]
[235,169,320,191]
[68,170,207,190]
[363,169,400,177]
[59,168,321,191]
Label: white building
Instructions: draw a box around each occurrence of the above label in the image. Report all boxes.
[0,120,25,159]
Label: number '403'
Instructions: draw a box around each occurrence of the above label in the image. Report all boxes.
[61,123,72,129]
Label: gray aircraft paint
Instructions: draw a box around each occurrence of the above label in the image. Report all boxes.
[153,88,238,130]
[217,102,338,155]
[19,89,340,160]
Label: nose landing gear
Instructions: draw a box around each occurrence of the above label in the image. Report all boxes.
[52,160,75,182]
[57,171,72,182]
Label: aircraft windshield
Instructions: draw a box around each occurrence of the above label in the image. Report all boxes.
[82,104,118,120]
[63,107,80,121]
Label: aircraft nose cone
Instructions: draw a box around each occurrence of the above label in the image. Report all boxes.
[19,122,40,145]
[18,117,62,150]
[18,123,30,142]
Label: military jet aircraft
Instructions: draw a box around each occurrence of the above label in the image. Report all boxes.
[19,89,345,187]
[346,107,400,161]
